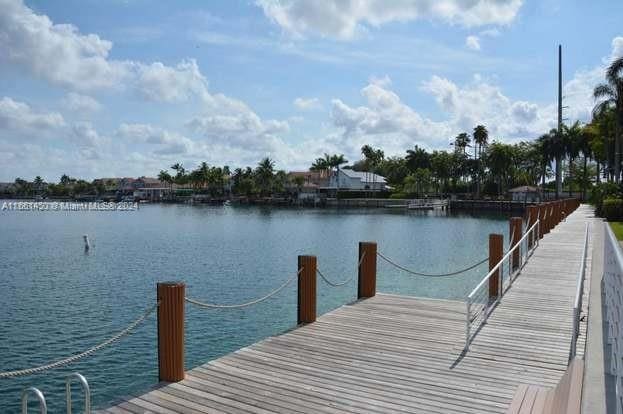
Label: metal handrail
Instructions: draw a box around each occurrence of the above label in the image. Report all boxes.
[569,223,590,359]
[467,219,540,299]
[465,219,540,349]
[21,387,47,414]
[66,372,90,414]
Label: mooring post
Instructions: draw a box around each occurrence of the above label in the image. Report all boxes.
[538,204,546,239]
[489,234,503,300]
[527,206,537,248]
[544,203,552,235]
[157,282,185,382]
[510,217,523,269]
[297,255,317,324]
[358,242,377,299]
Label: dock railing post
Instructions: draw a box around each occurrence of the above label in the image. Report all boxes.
[358,242,377,299]
[297,255,317,324]
[489,234,503,300]
[544,203,552,235]
[510,217,522,270]
[538,204,545,239]
[527,206,537,248]
[157,282,185,382]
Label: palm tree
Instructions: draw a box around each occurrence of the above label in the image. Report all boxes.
[563,121,582,196]
[405,145,430,172]
[158,170,173,198]
[361,145,383,194]
[594,56,623,183]
[33,176,44,195]
[329,154,348,190]
[454,133,471,155]
[198,162,210,190]
[171,163,187,187]
[473,125,488,159]
[256,157,275,196]
[473,125,488,198]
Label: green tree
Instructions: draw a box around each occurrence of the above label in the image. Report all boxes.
[255,157,275,196]
[405,145,430,172]
[593,56,623,183]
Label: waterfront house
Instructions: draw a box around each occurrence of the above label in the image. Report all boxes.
[286,171,329,200]
[93,178,121,192]
[133,177,170,201]
[328,169,388,192]
[509,185,541,202]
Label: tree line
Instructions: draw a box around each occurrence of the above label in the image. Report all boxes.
[4,57,622,202]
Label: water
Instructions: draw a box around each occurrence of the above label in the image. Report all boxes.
[0,204,511,412]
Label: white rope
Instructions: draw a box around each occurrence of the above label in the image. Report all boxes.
[185,269,302,309]
[315,251,366,287]
[316,268,357,287]
[377,251,489,277]
[0,303,159,378]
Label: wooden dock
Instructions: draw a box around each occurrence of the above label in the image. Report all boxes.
[99,205,593,414]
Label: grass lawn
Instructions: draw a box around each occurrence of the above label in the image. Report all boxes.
[611,222,623,241]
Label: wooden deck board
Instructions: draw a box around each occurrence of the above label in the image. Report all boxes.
[99,205,593,414]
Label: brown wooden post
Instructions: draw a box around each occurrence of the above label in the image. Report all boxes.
[489,234,503,300]
[544,203,552,234]
[527,206,538,248]
[510,217,523,270]
[297,255,317,324]
[358,242,377,299]
[157,282,185,382]
[538,204,546,239]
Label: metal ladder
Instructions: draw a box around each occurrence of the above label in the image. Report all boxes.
[21,372,91,414]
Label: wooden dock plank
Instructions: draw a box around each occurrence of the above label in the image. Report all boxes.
[101,205,594,413]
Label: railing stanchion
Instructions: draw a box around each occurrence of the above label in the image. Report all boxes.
[489,234,503,300]
[510,217,522,271]
[539,204,546,239]
[358,242,377,299]
[297,255,317,324]
[157,281,185,382]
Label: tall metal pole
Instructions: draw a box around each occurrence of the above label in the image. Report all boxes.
[556,44,563,199]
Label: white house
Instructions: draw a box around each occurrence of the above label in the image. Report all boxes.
[328,169,388,191]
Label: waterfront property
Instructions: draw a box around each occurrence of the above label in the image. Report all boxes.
[90,200,603,414]
[328,169,388,192]
[509,185,542,203]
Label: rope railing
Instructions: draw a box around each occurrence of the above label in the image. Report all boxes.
[185,269,302,309]
[0,302,159,378]
[376,251,489,277]
[315,251,366,287]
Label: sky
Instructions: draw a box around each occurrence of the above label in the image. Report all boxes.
[0,0,622,181]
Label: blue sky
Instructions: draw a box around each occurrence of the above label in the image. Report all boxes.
[0,0,622,181]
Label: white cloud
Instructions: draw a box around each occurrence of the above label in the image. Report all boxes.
[330,83,452,155]
[257,0,523,40]
[62,93,101,113]
[116,123,195,155]
[0,0,131,91]
[479,28,500,37]
[0,97,65,132]
[135,60,209,103]
[368,75,392,87]
[0,0,215,105]
[293,97,321,110]
[611,36,623,62]
[465,35,481,51]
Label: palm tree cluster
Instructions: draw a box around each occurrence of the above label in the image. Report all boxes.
[158,158,292,197]
[593,55,623,183]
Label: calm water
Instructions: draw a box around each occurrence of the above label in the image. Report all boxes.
[0,204,511,412]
